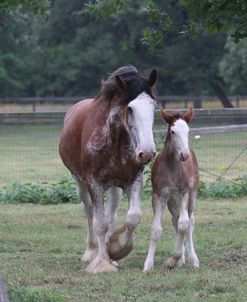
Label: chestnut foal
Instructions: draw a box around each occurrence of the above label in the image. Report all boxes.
[144,108,200,272]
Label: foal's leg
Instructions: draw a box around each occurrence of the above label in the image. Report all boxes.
[77,182,98,263]
[186,190,199,268]
[186,213,199,268]
[143,193,166,272]
[171,216,186,267]
[105,187,122,243]
[86,184,117,273]
[166,192,190,269]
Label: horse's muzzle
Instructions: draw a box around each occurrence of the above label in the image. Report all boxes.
[137,150,156,164]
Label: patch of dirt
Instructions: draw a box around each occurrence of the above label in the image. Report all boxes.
[209,250,247,268]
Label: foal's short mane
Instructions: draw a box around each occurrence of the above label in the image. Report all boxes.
[97,65,155,105]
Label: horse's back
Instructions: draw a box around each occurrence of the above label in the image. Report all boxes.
[64,98,94,126]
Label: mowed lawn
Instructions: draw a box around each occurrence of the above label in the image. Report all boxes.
[0,124,247,186]
[0,197,246,302]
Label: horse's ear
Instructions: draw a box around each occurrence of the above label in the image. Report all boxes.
[116,76,127,91]
[148,69,157,87]
[183,107,194,123]
[160,108,173,124]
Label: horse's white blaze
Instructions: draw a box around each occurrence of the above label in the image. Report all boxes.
[128,92,156,161]
[170,119,190,160]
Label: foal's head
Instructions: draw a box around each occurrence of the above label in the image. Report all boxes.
[100,65,157,164]
[161,108,194,161]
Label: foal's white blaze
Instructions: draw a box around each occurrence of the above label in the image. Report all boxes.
[170,119,190,161]
[128,92,156,164]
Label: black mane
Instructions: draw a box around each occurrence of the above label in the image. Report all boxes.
[97,65,155,105]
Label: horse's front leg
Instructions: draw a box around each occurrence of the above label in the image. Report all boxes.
[126,172,143,231]
[105,187,122,243]
[86,183,118,274]
[107,172,143,261]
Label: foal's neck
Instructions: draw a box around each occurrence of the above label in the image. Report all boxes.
[162,133,179,163]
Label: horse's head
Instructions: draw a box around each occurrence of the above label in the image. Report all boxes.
[161,108,194,161]
[114,68,157,164]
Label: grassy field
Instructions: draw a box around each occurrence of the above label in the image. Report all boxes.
[0,196,246,301]
[0,124,246,186]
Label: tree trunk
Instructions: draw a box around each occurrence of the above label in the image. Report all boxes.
[209,78,234,108]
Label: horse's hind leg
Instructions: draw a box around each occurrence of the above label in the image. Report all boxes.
[77,181,98,263]
[143,193,166,272]
[105,187,122,243]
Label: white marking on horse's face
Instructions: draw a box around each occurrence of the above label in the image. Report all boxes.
[170,119,190,161]
[127,92,156,164]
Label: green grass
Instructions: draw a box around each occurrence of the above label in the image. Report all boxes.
[0,124,70,186]
[0,197,246,301]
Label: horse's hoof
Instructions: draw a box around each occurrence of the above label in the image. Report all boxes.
[188,254,200,268]
[81,248,98,263]
[86,257,118,274]
[107,225,134,261]
[165,257,178,270]
[143,260,154,272]
[177,255,186,267]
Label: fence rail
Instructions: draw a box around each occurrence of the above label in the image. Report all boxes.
[0,108,246,126]
[0,95,247,111]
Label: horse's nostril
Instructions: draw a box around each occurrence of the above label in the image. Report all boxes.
[153,151,156,158]
[138,152,144,161]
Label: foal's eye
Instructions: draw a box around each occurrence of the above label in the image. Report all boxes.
[171,130,175,134]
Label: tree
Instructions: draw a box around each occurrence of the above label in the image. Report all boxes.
[0,0,51,14]
[86,0,235,108]
[181,0,247,42]
[220,38,247,95]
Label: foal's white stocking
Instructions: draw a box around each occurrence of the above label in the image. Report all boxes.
[143,194,165,272]
[186,213,199,268]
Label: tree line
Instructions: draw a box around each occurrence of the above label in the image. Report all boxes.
[0,0,247,108]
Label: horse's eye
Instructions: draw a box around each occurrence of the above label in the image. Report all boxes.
[171,130,175,134]
[128,106,133,114]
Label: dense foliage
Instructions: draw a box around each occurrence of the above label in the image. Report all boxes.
[0,176,247,204]
[0,0,247,106]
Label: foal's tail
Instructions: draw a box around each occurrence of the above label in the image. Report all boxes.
[107,224,135,261]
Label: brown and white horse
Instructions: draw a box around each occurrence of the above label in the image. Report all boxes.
[59,65,157,273]
[144,108,200,272]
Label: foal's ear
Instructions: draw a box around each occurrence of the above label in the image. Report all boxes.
[148,69,157,87]
[160,108,173,124]
[115,76,127,91]
[183,107,194,123]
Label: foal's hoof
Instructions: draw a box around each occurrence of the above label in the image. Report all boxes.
[107,224,134,261]
[81,248,98,263]
[86,257,118,274]
[188,254,200,268]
